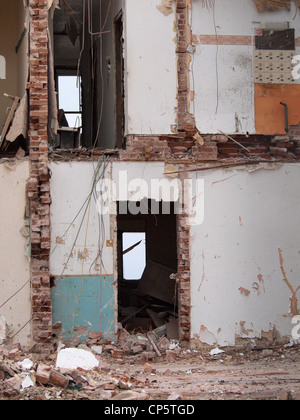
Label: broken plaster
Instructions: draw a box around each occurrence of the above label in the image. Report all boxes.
[198,325,217,346]
[156,0,175,16]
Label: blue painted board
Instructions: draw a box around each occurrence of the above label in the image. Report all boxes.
[51,275,114,342]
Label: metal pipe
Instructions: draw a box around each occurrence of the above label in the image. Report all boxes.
[280,102,289,134]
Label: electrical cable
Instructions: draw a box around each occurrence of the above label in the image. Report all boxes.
[60,157,106,276]
[2,296,52,344]
[5,158,108,342]
[0,279,30,310]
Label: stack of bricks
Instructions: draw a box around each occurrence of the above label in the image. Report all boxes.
[28,0,53,353]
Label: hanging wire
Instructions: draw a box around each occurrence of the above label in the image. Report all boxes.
[0,279,30,310]
[58,157,107,276]
[87,0,112,36]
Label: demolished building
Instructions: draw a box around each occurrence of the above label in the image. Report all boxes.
[0,0,300,354]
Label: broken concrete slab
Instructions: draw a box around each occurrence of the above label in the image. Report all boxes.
[21,375,35,390]
[56,348,99,371]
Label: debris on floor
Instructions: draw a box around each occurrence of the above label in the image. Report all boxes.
[2,333,300,400]
[118,260,179,340]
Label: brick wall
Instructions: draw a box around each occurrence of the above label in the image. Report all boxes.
[175,0,192,346]
[176,0,196,135]
[28,0,52,354]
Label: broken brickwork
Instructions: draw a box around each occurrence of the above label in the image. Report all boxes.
[27,0,53,353]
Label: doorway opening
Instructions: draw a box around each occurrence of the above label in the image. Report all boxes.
[117,199,179,340]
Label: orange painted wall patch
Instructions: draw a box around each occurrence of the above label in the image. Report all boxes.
[255,84,300,135]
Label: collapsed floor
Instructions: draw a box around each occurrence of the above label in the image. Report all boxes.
[1,326,300,401]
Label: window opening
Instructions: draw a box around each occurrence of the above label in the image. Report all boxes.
[122,232,146,281]
[58,75,82,128]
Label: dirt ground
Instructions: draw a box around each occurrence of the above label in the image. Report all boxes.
[1,344,300,400]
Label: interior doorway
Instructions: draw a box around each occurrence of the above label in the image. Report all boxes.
[117,199,179,340]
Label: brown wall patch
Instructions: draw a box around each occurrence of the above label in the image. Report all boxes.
[255,84,300,135]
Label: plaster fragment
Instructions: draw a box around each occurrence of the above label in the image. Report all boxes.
[157,0,174,16]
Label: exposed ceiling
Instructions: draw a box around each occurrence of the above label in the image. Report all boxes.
[53,0,83,69]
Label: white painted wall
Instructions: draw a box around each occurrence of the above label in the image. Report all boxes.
[50,160,300,347]
[191,0,300,134]
[49,161,114,276]
[50,161,175,277]
[124,0,177,135]
[0,159,31,346]
[190,163,300,346]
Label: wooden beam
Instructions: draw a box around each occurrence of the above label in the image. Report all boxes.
[0,95,20,148]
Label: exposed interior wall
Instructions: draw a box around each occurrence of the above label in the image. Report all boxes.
[92,0,124,149]
[0,0,28,132]
[13,0,300,352]
[49,159,300,349]
[190,163,300,347]
[49,161,183,342]
[49,161,114,277]
[49,160,116,341]
[125,0,177,135]
[191,0,300,135]
[0,159,31,346]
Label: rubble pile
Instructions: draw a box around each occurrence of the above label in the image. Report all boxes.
[2,325,300,400]
[0,326,182,400]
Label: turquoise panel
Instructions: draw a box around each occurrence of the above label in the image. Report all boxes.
[51,275,114,342]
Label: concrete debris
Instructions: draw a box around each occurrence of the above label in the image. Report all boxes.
[56,348,99,371]
[18,359,33,371]
[21,375,35,390]
[210,348,225,356]
[1,338,300,400]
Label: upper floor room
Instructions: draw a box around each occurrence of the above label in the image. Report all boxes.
[0,0,300,156]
